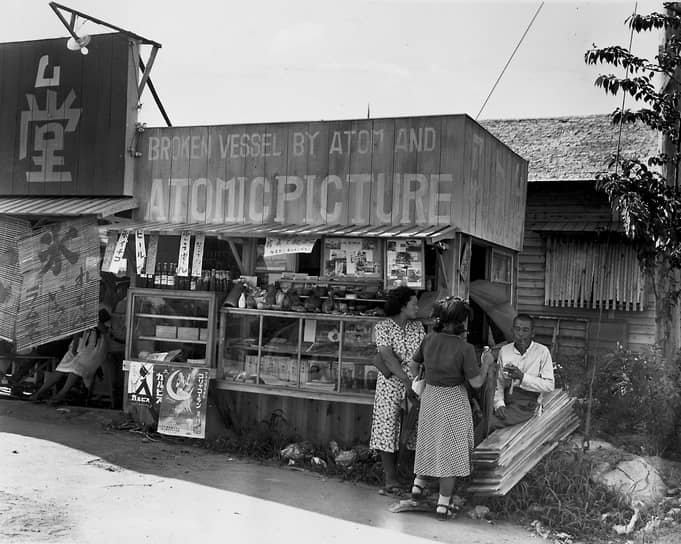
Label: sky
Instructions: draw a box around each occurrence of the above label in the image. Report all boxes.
[1,0,663,128]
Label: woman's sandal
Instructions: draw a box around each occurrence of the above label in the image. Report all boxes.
[410,483,427,500]
[435,504,455,521]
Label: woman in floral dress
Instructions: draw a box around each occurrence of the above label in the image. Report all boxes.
[369,286,425,494]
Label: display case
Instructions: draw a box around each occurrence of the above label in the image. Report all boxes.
[125,288,219,366]
[217,308,383,402]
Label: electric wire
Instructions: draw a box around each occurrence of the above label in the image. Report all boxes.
[475,2,544,120]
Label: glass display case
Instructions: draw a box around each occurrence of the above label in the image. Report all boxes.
[125,288,218,366]
[218,308,382,399]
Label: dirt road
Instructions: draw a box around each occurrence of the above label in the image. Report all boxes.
[0,399,536,544]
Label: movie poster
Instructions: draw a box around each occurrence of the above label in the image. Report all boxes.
[156,364,210,438]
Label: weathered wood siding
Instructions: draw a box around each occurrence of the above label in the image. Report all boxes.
[135,116,528,250]
[215,390,373,447]
[0,33,137,196]
[517,183,656,360]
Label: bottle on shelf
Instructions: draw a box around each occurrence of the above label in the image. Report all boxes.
[190,275,197,291]
[154,263,161,289]
[168,263,176,290]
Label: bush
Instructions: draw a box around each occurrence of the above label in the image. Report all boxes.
[591,345,681,454]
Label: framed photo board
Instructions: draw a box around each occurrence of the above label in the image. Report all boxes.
[321,237,383,280]
[385,239,425,289]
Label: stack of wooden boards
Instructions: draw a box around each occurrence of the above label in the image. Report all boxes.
[468,389,580,496]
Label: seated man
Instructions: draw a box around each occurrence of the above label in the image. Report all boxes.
[30,308,111,405]
[488,314,554,431]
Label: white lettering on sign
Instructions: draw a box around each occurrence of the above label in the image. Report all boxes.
[19,56,81,183]
[144,173,454,225]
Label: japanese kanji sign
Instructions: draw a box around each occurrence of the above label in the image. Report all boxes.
[0,34,137,195]
[15,218,100,351]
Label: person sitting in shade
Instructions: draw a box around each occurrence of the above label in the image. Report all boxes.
[488,314,555,431]
[29,308,111,405]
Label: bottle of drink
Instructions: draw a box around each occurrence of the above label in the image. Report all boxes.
[190,275,197,291]
[168,263,176,290]
[154,263,161,289]
[161,262,168,289]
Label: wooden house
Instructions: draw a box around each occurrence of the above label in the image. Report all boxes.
[481,115,659,371]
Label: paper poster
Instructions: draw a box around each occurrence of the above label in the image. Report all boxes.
[134,231,146,275]
[108,231,129,274]
[322,237,382,279]
[127,360,155,405]
[177,231,191,277]
[385,239,425,289]
[101,232,117,273]
[264,236,317,257]
[145,234,159,276]
[191,233,205,277]
[156,364,210,438]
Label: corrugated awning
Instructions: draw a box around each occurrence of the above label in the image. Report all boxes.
[109,221,457,242]
[530,220,623,233]
[0,197,138,218]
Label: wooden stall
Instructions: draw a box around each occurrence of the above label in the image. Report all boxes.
[116,114,528,444]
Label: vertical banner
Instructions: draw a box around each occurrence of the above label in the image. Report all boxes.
[0,217,31,341]
[16,218,100,351]
[108,231,129,274]
[177,231,191,277]
[134,231,146,275]
[101,232,117,273]
[156,364,210,438]
[191,233,205,277]
[145,233,159,276]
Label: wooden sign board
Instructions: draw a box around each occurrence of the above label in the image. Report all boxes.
[0,34,137,196]
[135,115,528,250]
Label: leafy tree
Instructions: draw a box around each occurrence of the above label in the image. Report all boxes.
[585,2,681,358]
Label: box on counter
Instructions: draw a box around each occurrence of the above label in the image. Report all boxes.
[198,328,208,341]
[155,325,177,339]
[177,326,199,340]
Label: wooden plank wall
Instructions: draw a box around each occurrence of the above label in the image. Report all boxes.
[518,229,656,356]
[214,390,373,447]
[136,115,528,251]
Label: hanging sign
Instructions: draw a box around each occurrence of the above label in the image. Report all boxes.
[134,231,146,275]
[264,236,317,257]
[385,239,425,289]
[177,232,192,277]
[101,232,117,273]
[107,231,129,274]
[191,233,205,277]
[145,233,159,276]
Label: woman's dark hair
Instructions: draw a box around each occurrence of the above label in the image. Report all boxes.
[384,286,416,317]
[431,296,473,333]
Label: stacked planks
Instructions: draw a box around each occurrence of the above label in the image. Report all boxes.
[468,389,580,496]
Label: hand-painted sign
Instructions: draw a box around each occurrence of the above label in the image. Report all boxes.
[135,116,528,250]
[15,218,100,351]
[0,34,137,195]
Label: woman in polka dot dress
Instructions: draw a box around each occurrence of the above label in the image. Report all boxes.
[410,297,492,519]
[369,286,425,494]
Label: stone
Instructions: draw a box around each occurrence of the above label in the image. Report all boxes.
[593,457,667,509]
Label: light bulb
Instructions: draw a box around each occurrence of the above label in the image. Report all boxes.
[80,46,88,55]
